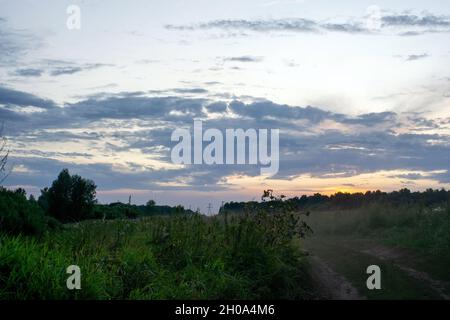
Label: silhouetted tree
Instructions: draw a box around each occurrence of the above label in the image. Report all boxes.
[39,169,97,222]
[0,125,9,184]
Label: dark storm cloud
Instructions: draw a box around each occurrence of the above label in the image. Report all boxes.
[2,88,450,191]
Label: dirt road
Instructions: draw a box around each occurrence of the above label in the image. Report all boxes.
[308,255,364,300]
[304,236,450,300]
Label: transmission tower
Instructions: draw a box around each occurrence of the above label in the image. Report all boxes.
[207,203,212,215]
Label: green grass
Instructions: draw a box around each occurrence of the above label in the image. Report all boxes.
[0,213,314,300]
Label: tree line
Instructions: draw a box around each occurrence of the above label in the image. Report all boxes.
[0,168,194,236]
[221,188,450,213]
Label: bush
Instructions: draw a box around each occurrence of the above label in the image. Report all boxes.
[93,203,141,220]
[0,188,58,236]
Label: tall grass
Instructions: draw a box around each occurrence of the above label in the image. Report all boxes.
[0,213,313,300]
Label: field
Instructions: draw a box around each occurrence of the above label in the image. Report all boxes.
[1,185,449,300]
[0,212,314,299]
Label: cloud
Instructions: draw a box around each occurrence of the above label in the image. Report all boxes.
[9,61,111,78]
[47,62,110,76]
[0,86,57,110]
[166,18,335,34]
[391,173,425,180]
[284,59,300,67]
[405,53,430,61]
[66,95,207,122]
[13,68,44,77]
[50,66,84,76]
[204,81,222,86]
[165,17,372,35]
[342,112,397,126]
[223,56,264,63]
[0,17,40,65]
[381,13,450,27]
[0,107,26,121]
[165,12,450,37]
[261,0,305,7]
[393,53,430,61]
[172,88,209,94]
[378,13,450,36]
[322,23,366,33]
[2,87,450,193]
[206,102,227,113]
[429,171,450,183]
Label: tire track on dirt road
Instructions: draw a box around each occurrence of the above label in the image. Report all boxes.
[309,255,365,300]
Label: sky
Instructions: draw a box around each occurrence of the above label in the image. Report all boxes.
[1,0,450,213]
